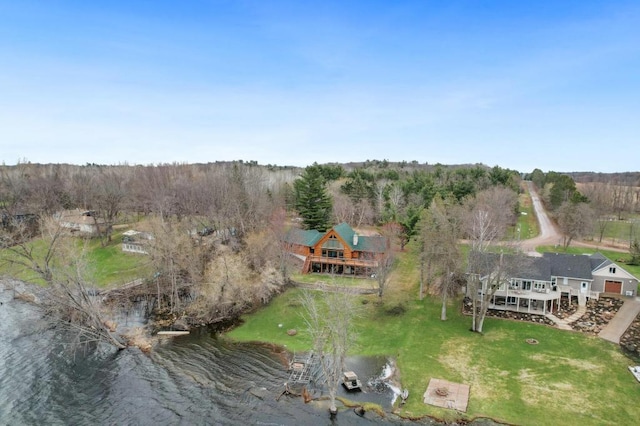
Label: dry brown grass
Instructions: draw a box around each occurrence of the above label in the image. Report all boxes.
[528,353,602,372]
[437,338,508,402]
[123,326,153,353]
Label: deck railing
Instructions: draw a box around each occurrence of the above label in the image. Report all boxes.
[489,303,547,315]
[306,255,378,268]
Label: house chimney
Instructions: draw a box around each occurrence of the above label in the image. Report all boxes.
[353,233,358,246]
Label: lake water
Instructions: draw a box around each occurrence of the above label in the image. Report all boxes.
[1,281,446,425]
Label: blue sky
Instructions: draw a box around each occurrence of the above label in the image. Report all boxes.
[1,1,639,172]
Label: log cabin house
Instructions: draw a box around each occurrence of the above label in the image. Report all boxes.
[284,222,388,275]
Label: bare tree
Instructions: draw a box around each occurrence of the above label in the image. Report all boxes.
[299,287,358,417]
[581,182,613,242]
[386,183,405,215]
[464,187,519,333]
[556,201,596,248]
[90,168,129,244]
[469,186,519,232]
[332,192,374,227]
[269,207,293,282]
[373,179,390,223]
[0,162,31,217]
[1,217,126,349]
[467,250,522,333]
[610,178,635,220]
[374,249,395,298]
[368,228,396,298]
[420,196,463,320]
[147,216,210,313]
[331,192,354,224]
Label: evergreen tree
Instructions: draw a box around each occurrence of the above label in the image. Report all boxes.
[294,165,333,231]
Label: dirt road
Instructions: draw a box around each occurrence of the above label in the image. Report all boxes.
[521,181,629,254]
[521,181,562,254]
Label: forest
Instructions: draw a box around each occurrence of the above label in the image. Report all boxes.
[1,160,639,347]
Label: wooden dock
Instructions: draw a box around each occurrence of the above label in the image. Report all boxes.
[288,352,318,384]
[157,331,190,336]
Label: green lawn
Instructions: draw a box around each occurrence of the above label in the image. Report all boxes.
[229,246,640,425]
[0,237,52,284]
[1,230,150,287]
[85,234,152,287]
[513,188,539,241]
[591,216,639,245]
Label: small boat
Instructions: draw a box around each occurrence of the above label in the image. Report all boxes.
[628,366,640,382]
[342,371,362,391]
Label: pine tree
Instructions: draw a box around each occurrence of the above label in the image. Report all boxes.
[294,165,333,231]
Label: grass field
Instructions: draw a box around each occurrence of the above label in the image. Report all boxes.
[85,233,152,287]
[229,244,640,425]
[513,187,539,241]
[590,216,639,246]
[0,230,150,287]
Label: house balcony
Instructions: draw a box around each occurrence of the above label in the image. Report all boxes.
[302,255,379,275]
[306,255,378,268]
[488,301,548,316]
[494,288,560,302]
[489,288,561,315]
[558,285,600,301]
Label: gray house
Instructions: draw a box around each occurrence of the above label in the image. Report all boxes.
[588,253,638,296]
[468,253,560,316]
[544,252,638,301]
[469,252,638,316]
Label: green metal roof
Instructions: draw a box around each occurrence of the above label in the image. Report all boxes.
[284,228,322,247]
[284,222,387,253]
[333,222,356,248]
[333,222,387,253]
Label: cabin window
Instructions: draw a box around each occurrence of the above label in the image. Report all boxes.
[309,248,314,255]
[609,267,616,274]
[322,249,343,258]
[507,296,517,305]
[509,280,519,290]
[522,281,532,291]
[498,282,506,291]
[533,282,545,290]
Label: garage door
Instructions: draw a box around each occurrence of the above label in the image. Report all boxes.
[604,280,622,294]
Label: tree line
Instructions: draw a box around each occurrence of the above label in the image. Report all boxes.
[1,160,522,348]
[528,168,640,253]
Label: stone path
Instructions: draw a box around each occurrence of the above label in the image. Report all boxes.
[598,298,640,344]
[545,305,587,331]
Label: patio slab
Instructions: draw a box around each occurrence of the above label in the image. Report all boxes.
[423,378,470,412]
